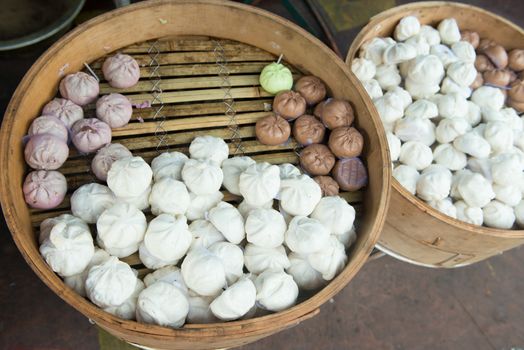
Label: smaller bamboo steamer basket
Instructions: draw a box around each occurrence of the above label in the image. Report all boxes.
[346,1,524,268]
[0,1,390,349]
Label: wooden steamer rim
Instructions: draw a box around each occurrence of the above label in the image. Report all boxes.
[0,1,391,348]
[346,1,524,268]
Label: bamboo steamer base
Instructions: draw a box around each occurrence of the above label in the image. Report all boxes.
[0,1,390,349]
[346,1,524,268]
[27,35,354,345]
[28,36,364,274]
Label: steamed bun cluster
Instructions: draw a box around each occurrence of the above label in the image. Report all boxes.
[39,135,357,328]
[355,15,524,230]
[23,53,140,210]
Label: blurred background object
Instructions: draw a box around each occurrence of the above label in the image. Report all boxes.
[0,0,85,51]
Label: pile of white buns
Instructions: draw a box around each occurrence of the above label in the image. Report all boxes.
[353,15,524,229]
[38,135,357,328]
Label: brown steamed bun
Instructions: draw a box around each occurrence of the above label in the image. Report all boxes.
[255,114,291,146]
[314,98,354,130]
[460,30,480,49]
[292,115,326,146]
[478,39,496,51]
[272,91,306,120]
[313,176,340,196]
[328,126,364,158]
[299,144,335,176]
[483,69,512,87]
[509,79,524,112]
[482,44,509,69]
[509,49,524,71]
[294,76,327,105]
[475,55,495,72]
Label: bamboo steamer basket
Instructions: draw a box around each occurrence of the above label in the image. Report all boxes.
[346,1,524,268]
[0,1,390,349]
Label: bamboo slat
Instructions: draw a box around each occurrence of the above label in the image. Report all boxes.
[122,37,247,53]
[91,49,275,69]
[99,74,262,94]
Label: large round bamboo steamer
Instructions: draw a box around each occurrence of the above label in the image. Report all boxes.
[0,0,390,349]
[346,1,524,268]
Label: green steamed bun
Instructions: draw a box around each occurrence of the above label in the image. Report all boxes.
[259,62,293,95]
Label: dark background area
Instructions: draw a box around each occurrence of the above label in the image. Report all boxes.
[1,1,523,349]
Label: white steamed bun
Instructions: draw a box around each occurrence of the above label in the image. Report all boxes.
[433,143,467,171]
[245,208,286,248]
[387,132,401,161]
[136,281,189,328]
[279,174,322,216]
[107,156,152,198]
[399,141,433,170]
[244,244,290,274]
[307,236,347,280]
[143,266,187,293]
[457,172,495,207]
[151,151,188,181]
[428,197,457,218]
[438,18,461,45]
[394,116,436,146]
[39,216,94,277]
[351,58,376,82]
[454,200,483,226]
[404,99,438,119]
[374,64,402,90]
[63,248,110,297]
[181,247,226,296]
[394,16,421,41]
[435,118,471,144]
[85,256,137,308]
[254,269,298,312]
[182,159,223,195]
[189,135,229,166]
[141,214,192,268]
[149,177,190,216]
[286,252,325,290]
[393,164,420,194]
[416,165,452,201]
[187,291,216,324]
[71,183,115,224]
[96,202,147,258]
[104,279,145,320]
[189,219,225,250]
[208,241,244,285]
[310,196,355,235]
[482,200,515,229]
[186,191,223,221]
[210,277,256,321]
[221,156,256,195]
[238,162,280,206]
[285,216,330,254]
[208,201,245,244]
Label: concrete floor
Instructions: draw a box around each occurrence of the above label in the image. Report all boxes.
[1,1,524,349]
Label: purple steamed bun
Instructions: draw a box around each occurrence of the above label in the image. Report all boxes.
[91,143,132,181]
[71,118,112,154]
[59,72,99,106]
[42,98,83,128]
[28,115,68,143]
[96,93,133,128]
[23,170,67,209]
[24,134,69,170]
[102,53,140,88]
